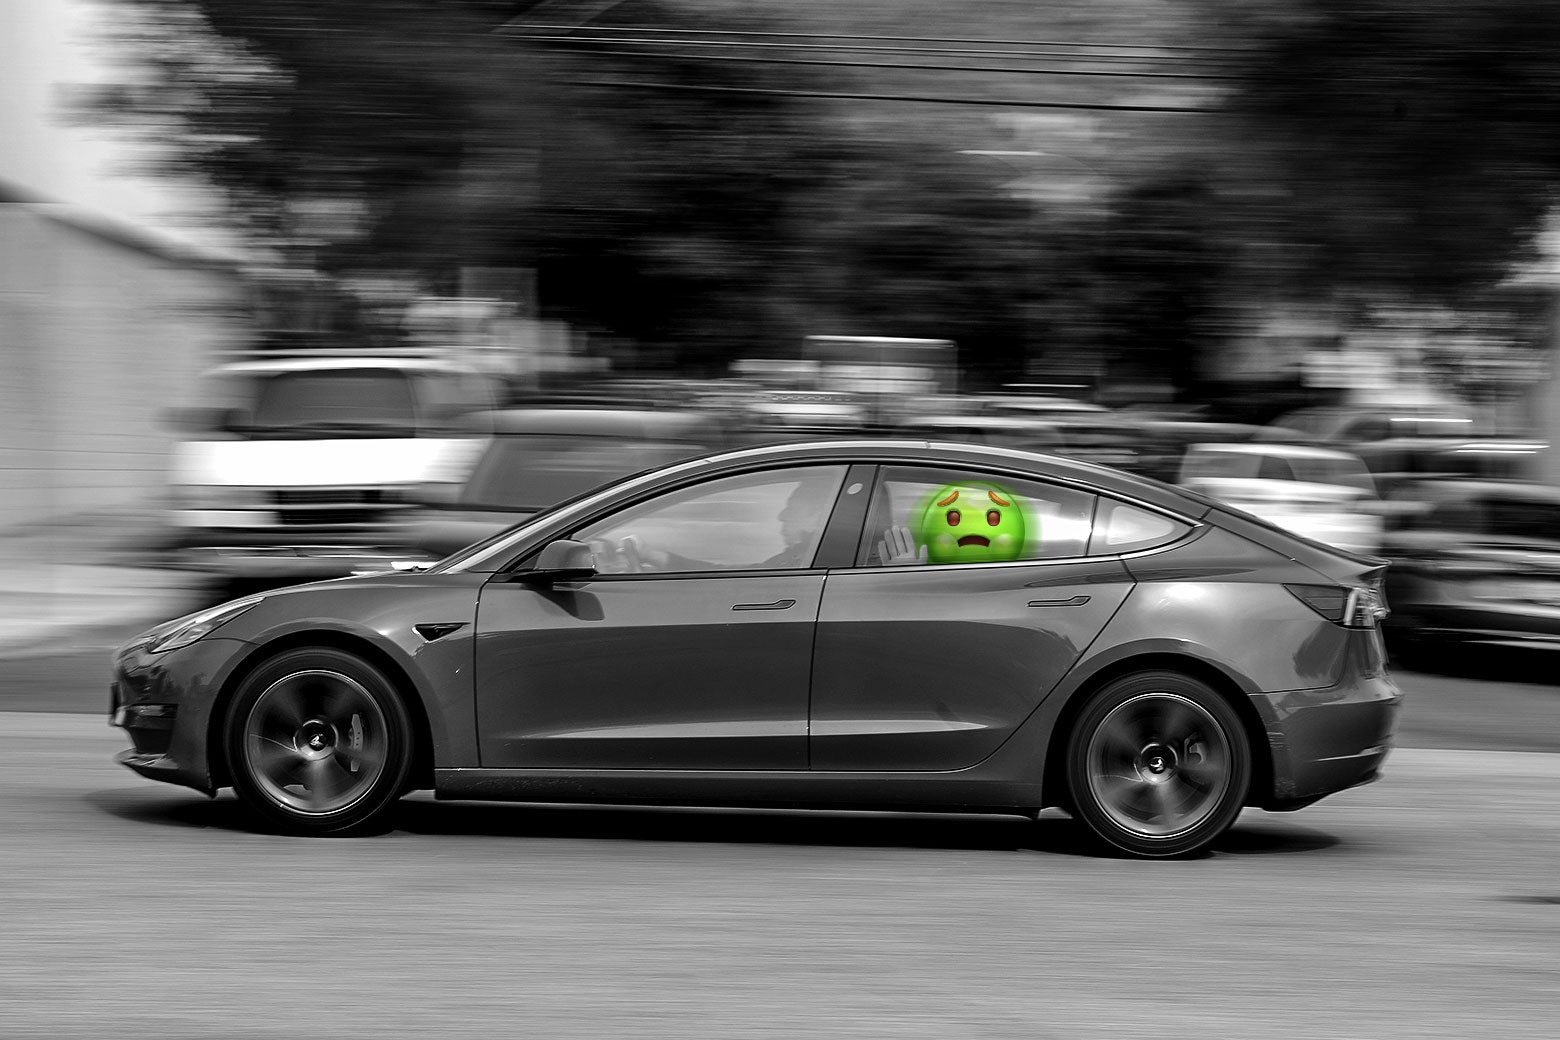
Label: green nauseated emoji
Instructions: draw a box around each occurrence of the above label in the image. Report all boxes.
[915,483,1028,564]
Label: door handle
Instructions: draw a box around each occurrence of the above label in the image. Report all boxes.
[1027,595,1091,607]
[732,598,797,611]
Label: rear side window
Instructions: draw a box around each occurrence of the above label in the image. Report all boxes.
[857,466,1097,566]
[1089,501,1191,554]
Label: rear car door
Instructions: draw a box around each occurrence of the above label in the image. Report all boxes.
[809,465,1155,772]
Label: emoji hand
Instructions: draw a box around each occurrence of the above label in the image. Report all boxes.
[878,525,927,565]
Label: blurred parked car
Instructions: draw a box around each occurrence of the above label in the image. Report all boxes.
[1262,405,1483,445]
[893,414,1066,454]
[1128,421,1282,483]
[1381,479,1560,663]
[406,408,724,559]
[1353,437,1546,500]
[1178,442,1384,554]
[166,354,498,585]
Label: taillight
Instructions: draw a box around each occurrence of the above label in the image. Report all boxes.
[1286,583,1390,628]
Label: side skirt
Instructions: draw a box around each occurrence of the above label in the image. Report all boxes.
[433,768,1042,816]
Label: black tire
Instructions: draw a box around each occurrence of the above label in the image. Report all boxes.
[224,647,414,835]
[1064,671,1251,858]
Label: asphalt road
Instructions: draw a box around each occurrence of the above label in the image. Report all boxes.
[0,713,1556,1040]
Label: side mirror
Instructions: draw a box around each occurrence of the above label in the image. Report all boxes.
[513,539,597,583]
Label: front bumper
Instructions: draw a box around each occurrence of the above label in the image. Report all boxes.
[109,635,251,795]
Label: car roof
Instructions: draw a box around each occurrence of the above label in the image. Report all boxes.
[208,357,477,375]
[482,408,719,438]
[674,439,1211,517]
[1185,442,1364,462]
[898,414,1061,431]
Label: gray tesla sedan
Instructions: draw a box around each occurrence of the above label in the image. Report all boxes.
[111,440,1399,858]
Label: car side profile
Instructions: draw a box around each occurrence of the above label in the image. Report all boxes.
[111,440,1399,858]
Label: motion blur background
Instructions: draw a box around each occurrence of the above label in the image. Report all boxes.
[6,0,1560,652]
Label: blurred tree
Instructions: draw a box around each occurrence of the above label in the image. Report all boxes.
[91,0,859,361]
[1087,171,1228,398]
[1215,0,1560,298]
[790,144,1040,385]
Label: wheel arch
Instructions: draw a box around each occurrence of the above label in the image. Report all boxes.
[206,630,437,793]
[1040,651,1273,812]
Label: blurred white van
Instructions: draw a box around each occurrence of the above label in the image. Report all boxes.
[168,355,495,582]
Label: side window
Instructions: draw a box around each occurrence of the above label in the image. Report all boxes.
[573,465,848,574]
[1256,454,1297,481]
[1089,500,1192,555]
[857,467,1097,567]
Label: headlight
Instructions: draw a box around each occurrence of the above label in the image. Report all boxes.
[147,597,262,653]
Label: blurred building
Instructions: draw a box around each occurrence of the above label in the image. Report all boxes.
[0,183,248,529]
[1,1,248,530]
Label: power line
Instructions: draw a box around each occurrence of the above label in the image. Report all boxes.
[505,33,1244,67]
[558,46,1236,81]
[568,79,1211,112]
[508,22,1257,56]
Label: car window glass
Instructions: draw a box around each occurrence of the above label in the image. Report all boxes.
[1429,499,1484,531]
[1293,455,1375,493]
[461,436,709,511]
[857,467,1096,566]
[1483,497,1560,541]
[250,370,418,432]
[1089,501,1191,554]
[1180,449,1259,482]
[1256,455,1296,481]
[575,466,848,574]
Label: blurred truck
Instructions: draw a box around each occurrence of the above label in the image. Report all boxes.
[166,353,496,586]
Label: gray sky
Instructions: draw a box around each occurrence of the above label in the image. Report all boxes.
[0,0,233,255]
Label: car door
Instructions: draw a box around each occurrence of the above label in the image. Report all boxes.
[474,464,851,770]
[809,465,1152,772]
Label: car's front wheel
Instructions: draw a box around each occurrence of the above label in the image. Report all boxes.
[225,647,413,835]
[1065,671,1250,858]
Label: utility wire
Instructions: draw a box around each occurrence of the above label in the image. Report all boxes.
[568,79,1211,112]
[560,46,1236,81]
[505,33,1244,67]
[509,22,1257,56]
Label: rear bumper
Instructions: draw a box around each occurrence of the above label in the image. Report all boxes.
[1253,670,1402,811]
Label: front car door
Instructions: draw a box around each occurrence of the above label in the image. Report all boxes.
[475,464,850,770]
[810,465,1187,772]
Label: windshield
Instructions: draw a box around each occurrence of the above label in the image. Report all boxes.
[251,370,417,432]
[459,435,709,511]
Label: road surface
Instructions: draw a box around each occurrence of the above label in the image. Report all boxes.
[0,713,1556,1040]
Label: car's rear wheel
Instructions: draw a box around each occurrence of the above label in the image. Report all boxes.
[225,647,413,835]
[1065,671,1250,858]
